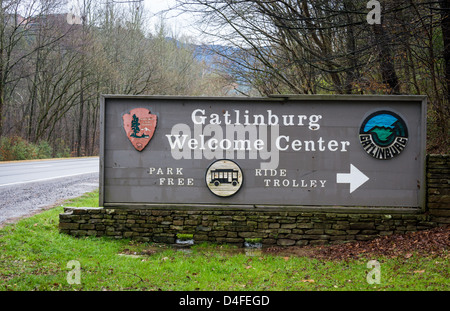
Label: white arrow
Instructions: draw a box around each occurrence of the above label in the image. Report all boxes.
[336,164,369,194]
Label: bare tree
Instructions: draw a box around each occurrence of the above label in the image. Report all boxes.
[0,0,71,136]
[176,0,449,152]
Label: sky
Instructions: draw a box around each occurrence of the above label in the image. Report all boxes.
[64,0,204,41]
[143,0,200,38]
[145,0,176,15]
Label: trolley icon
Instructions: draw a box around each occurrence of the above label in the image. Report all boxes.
[205,159,243,197]
[209,169,240,187]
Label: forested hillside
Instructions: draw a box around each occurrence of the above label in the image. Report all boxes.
[0,0,232,160]
[0,0,448,159]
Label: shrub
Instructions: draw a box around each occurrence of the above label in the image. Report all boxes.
[0,136,55,161]
[53,138,71,158]
[36,140,53,159]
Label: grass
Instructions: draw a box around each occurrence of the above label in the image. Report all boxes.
[0,189,448,291]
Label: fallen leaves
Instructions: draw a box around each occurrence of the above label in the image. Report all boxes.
[316,225,450,260]
[264,225,450,260]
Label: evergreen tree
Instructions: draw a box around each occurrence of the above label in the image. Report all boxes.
[130,114,148,138]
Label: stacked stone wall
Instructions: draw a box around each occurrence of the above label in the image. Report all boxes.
[427,155,450,224]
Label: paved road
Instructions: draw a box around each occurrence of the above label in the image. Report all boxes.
[0,157,99,225]
[0,157,99,187]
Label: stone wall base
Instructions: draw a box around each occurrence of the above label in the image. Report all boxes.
[59,207,446,247]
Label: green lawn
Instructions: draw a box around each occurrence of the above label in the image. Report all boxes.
[0,189,448,291]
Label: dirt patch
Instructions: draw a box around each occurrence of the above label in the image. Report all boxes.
[0,200,64,230]
[263,225,450,260]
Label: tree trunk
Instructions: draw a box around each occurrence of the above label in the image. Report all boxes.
[76,73,84,157]
[84,99,90,156]
[372,24,400,94]
[28,50,40,142]
[0,86,3,136]
[439,0,450,149]
[343,1,358,94]
[440,0,450,104]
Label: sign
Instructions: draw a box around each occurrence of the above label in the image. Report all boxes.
[100,95,427,210]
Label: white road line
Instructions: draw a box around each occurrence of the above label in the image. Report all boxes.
[0,171,98,187]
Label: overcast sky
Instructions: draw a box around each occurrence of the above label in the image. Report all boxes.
[64,0,202,41]
[144,0,199,38]
[145,0,174,13]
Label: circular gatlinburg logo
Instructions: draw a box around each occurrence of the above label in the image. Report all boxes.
[205,159,243,197]
[359,110,408,160]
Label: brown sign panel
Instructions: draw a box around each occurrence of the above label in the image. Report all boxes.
[100,95,427,211]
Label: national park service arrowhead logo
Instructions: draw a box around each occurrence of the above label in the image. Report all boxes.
[122,108,157,151]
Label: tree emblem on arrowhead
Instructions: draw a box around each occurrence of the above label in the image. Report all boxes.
[122,108,157,151]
